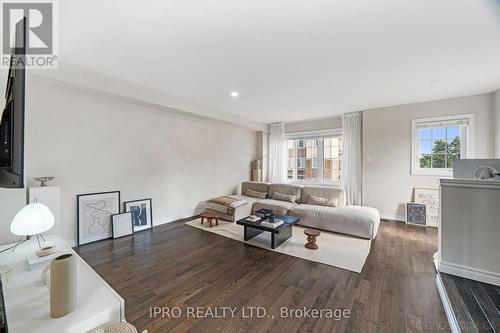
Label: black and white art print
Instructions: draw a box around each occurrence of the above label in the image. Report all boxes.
[77,191,120,245]
[406,202,426,226]
[124,198,153,232]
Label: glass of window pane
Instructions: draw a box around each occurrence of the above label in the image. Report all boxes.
[432,140,447,153]
[447,153,461,169]
[323,159,331,181]
[432,127,446,140]
[324,145,332,158]
[431,154,446,168]
[447,127,460,140]
[323,137,342,181]
[332,146,339,158]
[419,128,432,140]
[447,138,460,156]
[420,154,431,168]
[419,140,432,155]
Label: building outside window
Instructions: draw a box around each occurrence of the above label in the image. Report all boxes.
[286,130,343,183]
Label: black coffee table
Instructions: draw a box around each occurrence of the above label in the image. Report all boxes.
[236,215,300,249]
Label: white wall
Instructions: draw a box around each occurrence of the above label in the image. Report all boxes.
[495,89,500,157]
[0,188,26,245]
[35,62,266,131]
[22,75,257,243]
[363,93,495,221]
[285,116,342,133]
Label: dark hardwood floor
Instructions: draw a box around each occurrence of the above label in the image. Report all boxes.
[75,219,449,332]
[441,273,500,332]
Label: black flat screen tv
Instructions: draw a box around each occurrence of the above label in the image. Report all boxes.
[0,18,26,188]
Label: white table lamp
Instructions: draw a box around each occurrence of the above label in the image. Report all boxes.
[10,199,55,250]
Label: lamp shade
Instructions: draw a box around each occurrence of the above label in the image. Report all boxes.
[10,201,55,236]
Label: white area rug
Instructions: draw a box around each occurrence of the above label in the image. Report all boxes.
[185,219,371,273]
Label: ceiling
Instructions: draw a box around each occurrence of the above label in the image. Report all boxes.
[58,0,500,123]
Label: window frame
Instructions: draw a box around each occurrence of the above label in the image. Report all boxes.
[286,129,343,185]
[410,114,475,176]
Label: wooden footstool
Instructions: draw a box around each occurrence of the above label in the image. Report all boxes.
[304,229,321,250]
[200,212,219,227]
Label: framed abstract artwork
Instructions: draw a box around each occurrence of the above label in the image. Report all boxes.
[112,212,134,238]
[414,188,439,227]
[406,203,426,226]
[124,198,153,232]
[77,191,120,245]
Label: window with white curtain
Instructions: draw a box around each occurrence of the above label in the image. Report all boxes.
[286,130,343,183]
[411,114,474,176]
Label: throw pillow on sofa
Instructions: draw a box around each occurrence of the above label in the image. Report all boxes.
[246,188,267,199]
[307,195,338,207]
[272,191,297,203]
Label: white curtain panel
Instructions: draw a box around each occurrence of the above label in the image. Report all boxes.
[342,112,362,205]
[269,122,287,183]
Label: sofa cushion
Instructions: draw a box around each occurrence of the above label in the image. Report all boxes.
[268,184,302,202]
[272,191,297,203]
[288,204,380,239]
[253,199,298,216]
[301,186,346,207]
[307,195,337,207]
[241,182,270,198]
[230,194,264,205]
[245,188,267,199]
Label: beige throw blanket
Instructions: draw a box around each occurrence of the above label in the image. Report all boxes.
[206,196,247,216]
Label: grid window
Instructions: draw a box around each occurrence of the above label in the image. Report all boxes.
[323,137,343,181]
[286,135,343,182]
[412,115,473,175]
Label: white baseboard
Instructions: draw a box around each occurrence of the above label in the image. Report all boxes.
[439,260,500,287]
[436,274,461,333]
[153,209,204,227]
[380,212,405,222]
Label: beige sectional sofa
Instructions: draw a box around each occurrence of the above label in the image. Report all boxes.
[212,181,380,239]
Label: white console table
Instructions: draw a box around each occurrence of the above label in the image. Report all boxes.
[0,235,125,333]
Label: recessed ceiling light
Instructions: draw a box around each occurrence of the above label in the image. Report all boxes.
[230,91,239,98]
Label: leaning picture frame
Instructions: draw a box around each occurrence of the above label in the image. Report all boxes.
[414,188,439,227]
[123,198,153,232]
[406,202,427,226]
[112,212,134,238]
[77,191,121,245]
